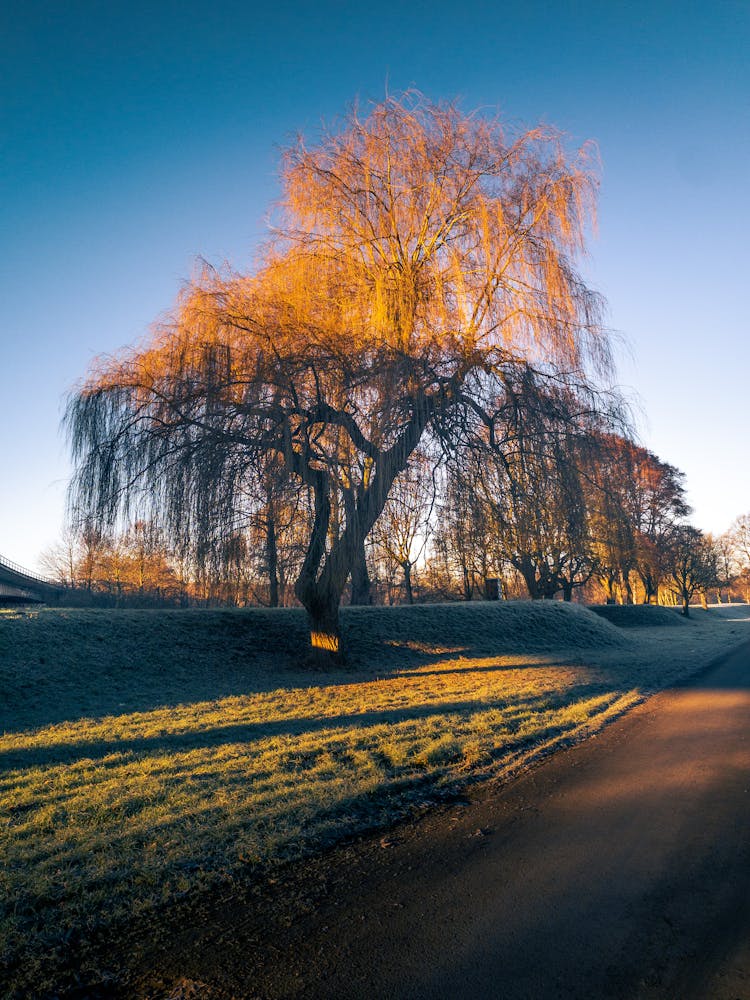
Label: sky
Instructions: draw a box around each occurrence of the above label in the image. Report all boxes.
[1,0,748,572]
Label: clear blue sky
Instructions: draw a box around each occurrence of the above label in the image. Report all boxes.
[2,0,748,571]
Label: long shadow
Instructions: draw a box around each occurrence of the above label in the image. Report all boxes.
[0,682,617,772]
[1,643,613,736]
[1,601,634,733]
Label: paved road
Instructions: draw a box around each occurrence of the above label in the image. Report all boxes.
[128,641,750,999]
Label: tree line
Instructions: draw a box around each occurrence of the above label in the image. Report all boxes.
[49,438,750,615]
[61,93,739,657]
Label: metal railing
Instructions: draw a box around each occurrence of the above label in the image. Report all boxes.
[0,553,58,588]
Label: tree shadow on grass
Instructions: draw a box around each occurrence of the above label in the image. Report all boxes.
[0,682,620,771]
[0,602,628,733]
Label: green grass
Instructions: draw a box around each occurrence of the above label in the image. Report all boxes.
[1,601,747,996]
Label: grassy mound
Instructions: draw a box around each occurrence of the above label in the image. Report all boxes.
[344,599,627,658]
[589,604,688,628]
[0,602,625,732]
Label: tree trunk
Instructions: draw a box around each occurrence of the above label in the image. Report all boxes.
[266,514,279,608]
[518,562,541,599]
[403,561,414,605]
[562,581,573,601]
[295,403,433,662]
[294,475,345,662]
[601,575,616,603]
[350,539,372,605]
[681,594,690,617]
[305,585,344,661]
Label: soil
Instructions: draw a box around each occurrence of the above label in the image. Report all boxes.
[69,642,750,1000]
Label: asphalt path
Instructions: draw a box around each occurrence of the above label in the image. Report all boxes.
[126,640,750,1000]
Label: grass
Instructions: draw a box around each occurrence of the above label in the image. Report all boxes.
[1,600,748,996]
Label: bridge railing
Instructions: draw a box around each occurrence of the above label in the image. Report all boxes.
[0,554,59,588]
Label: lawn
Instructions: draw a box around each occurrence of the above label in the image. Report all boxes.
[1,601,748,996]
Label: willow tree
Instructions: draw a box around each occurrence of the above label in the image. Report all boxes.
[66,93,612,660]
[456,368,607,601]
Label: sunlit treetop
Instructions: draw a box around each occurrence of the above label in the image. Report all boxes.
[273,92,607,370]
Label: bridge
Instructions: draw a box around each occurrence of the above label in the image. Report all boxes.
[0,553,64,604]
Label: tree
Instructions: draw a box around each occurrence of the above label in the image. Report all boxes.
[234,455,307,608]
[588,435,689,604]
[468,372,604,601]
[706,531,735,603]
[66,93,613,660]
[372,450,436,604]
[42,521,183,604]
[666,525,718,616]
[588,434,638,603]
[40,530,79,588]
[631,452,690,603]
[729,513,750,570]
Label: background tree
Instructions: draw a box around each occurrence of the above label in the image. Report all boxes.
[588,434,637,603]
[706,531,735,603]
[588,435,688,604]
[66,94,613,659]
[40,530,79,588]
[469,372,603,600]
[429,458,497,600]
[726,514,750,602]
[631,452,689,603]
[729,513,750,569]
[371,450,437,604]
[666,525,718,616]
[41,521,182,605]
[238,455,308,608]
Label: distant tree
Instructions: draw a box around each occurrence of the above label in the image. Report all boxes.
[722,514,750,603]
[708,531,736,603]
[461,371,609,601]
[40,530,79,588]
[632,454,689,603]
[66,93,613,660]
[729,513,750,570]
[372,450,436,604]
[231,456,307,608]
[586,434,637,603]
[666,525,718,616]
[42,520,182,604]
[124,521,159,592]
[429,458,495,600]
[588,435,689,604]
[76,520,106,593]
